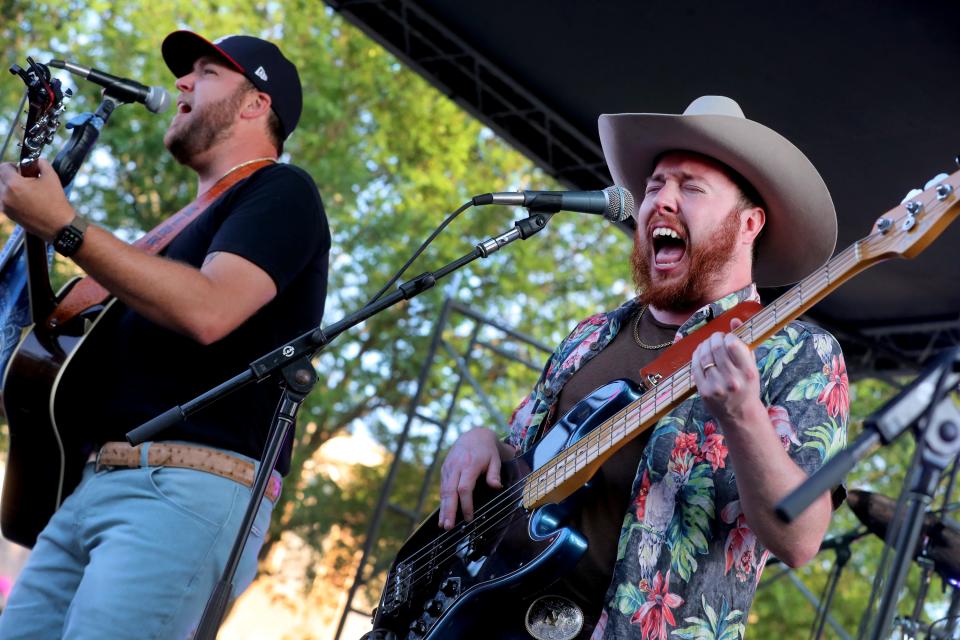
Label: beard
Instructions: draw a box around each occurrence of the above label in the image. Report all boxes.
[164,85,247,165]
[631,208,742,311]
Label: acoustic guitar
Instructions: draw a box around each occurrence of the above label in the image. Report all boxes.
[0,58,98,549]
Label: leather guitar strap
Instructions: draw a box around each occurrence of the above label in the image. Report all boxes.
[44,159,275,331]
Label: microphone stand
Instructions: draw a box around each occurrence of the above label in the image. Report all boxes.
[776,347,960,640]
[125,211,556,640]
[53,94,120,188]
[809,528,869,640]
[866,393,960,640]
[777,348,960,522]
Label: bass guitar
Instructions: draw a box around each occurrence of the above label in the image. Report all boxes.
[368,166,960,639]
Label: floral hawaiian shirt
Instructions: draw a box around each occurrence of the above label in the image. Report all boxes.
[505,284,849,639]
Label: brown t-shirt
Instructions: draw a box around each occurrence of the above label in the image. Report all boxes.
[549,306,679,608]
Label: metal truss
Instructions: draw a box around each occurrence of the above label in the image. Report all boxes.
[323,0,611,190]
[323,0,960,384]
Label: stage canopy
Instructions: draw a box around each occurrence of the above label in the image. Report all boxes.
[325,0,960,377]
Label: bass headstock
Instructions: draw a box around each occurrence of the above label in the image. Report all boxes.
[9,57,71,178]
[860,165,960,263]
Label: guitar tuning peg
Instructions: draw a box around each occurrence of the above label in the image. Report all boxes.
[924,173,949,189]
[955,156,960,168]
[900,188,922,205]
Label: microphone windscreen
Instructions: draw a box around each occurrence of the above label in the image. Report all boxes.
[146,86,172,114]
[603,186,634,222]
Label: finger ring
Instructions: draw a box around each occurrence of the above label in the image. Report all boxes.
[702,361,717,372]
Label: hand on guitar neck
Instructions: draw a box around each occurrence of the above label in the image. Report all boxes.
[0,158,76,241]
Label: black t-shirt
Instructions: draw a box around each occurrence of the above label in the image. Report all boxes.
[56,163,330,475]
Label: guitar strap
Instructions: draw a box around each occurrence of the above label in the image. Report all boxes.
[44,158,275,331]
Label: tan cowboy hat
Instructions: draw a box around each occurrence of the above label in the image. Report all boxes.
[599,96,836,287]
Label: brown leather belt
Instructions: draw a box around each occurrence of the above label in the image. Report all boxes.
[95,442,282,503]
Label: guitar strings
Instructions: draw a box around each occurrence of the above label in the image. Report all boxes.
[396,365,698,591]
[389,237,884,594]
[395,252,847,589]
[397,366,702,595]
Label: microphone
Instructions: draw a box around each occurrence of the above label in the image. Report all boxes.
[472,186,634,222]
[47,59,171,114]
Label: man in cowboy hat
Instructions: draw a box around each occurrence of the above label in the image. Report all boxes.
[438,96,848,637]
[0,31,329,639]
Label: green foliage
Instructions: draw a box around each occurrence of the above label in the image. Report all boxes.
[668,461,715,581]
[673,595,746,640]
[614,580,645,617]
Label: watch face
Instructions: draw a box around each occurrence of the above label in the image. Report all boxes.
[55,224,84,256]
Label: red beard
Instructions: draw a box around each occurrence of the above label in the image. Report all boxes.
[631,208,742,311]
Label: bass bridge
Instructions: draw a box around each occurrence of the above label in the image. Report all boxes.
[379,561,412,615]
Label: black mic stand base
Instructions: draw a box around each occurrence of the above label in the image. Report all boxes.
[194,357,317,640]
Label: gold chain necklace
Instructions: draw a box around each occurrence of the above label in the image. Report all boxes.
[632,304,673,350]
[217,156,277,183]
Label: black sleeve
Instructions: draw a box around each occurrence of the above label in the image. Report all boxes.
[208,165,328,293]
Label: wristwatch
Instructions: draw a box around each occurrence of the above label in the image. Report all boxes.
[53,215,89,257]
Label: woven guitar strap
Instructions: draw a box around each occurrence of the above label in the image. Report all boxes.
[44,158,275,331]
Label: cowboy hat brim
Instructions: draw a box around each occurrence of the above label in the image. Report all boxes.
[599,100,836,287]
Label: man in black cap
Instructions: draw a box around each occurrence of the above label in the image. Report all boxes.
[0,31,329,639]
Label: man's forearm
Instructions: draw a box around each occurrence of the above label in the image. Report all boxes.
[72,226,233,341]
[721,400,832,567]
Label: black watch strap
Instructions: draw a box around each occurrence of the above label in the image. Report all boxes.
[53,215,89,257]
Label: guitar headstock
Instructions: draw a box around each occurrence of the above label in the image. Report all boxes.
[860,165,960,262]
[9,57,70,178]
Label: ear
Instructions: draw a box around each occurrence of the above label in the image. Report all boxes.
[239,91,272,121]
[740,206,765,245]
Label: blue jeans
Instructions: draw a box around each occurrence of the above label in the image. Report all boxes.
[0,442,276,639]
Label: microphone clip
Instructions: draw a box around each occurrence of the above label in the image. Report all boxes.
[515,212,554,239]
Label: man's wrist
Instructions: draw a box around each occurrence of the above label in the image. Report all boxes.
[52,215,89,257]
[717,397,769,435]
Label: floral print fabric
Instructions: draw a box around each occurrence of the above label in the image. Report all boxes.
[505,285,849,638]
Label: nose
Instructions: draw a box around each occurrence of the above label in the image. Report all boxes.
[652,181,679,215]
[175,72,195,93]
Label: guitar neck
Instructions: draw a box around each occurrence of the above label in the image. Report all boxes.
[520,235,902,510]
[23,232,56,326]
[17,161,57,326]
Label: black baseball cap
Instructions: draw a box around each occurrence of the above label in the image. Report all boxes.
[161,30,302,140]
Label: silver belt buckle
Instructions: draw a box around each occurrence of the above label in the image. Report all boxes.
[525,595,583,640]
[94,445,113,472]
